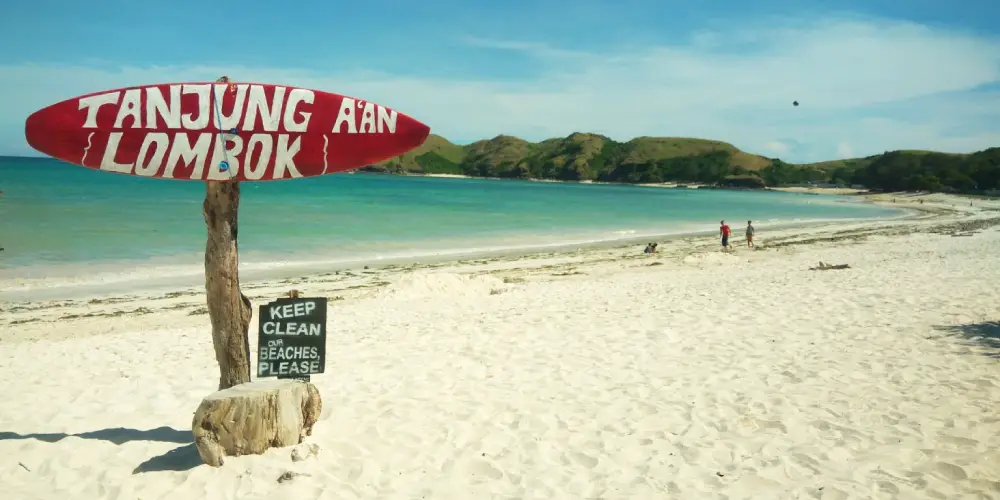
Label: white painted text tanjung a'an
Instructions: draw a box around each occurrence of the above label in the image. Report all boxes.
[77,84,399,179]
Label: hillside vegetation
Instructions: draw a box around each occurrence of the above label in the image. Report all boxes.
[367,133,1000,193]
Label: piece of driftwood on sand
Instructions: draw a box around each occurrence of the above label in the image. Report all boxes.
[810,261,852,271]
[192,379,322,467]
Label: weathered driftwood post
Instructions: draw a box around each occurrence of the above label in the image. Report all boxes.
[203,179,253,390]
[201,76,252,391]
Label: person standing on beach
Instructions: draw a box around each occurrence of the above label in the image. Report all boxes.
[720,220,731,251]
[746,220,755,248]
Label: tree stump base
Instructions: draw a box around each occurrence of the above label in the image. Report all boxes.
[192,379,322,467]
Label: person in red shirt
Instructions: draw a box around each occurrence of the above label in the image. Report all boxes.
[720,220,731,251]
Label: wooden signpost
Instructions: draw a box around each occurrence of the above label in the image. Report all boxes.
[25,77,430,466]
[25,77,429,389]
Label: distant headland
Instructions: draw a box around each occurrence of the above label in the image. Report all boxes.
[367,133,999,193]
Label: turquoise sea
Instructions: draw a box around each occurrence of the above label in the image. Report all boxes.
[0,156,901,289]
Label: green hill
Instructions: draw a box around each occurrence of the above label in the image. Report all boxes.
[363,133,999,193]
[369,133,775,179]
[374,134,467,174]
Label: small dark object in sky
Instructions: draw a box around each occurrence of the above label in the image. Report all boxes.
[793,100,799,106]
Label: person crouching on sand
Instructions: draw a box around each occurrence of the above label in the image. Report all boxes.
[643,242,658,254]
[720,220,731,251]
[746,220,755,248]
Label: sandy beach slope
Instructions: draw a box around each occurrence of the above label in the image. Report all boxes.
[1,193,999,499]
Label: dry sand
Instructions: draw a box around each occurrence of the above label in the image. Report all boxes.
[1,193,999,499]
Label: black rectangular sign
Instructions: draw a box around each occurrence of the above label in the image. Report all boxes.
[257,297,327,379]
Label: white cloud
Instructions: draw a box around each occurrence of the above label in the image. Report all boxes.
[837,142,855,159]
[2,16,999,162]
[763,141,791,155]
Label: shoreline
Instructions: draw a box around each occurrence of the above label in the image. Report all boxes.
[413,172,707,189]
[407,171,1000,199]
[0,192,983,311]
[408,172,864,196]
[0,198,910,301]
[768,186,868,195]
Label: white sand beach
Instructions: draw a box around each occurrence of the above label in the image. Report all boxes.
[2,193,1000,499]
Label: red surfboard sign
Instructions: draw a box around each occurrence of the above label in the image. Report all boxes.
[24,82,430,181]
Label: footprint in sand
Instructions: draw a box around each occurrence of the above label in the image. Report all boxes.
[875,480,900,495]
[819,486,850,500]
[871,468,929,491]
[329,441,363,458]
[940,435,979,450]
[569,451,599,469]
[930,462,967,481]
[461,458,504,480]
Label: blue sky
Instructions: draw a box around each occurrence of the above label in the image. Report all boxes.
[1,0,998,162]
